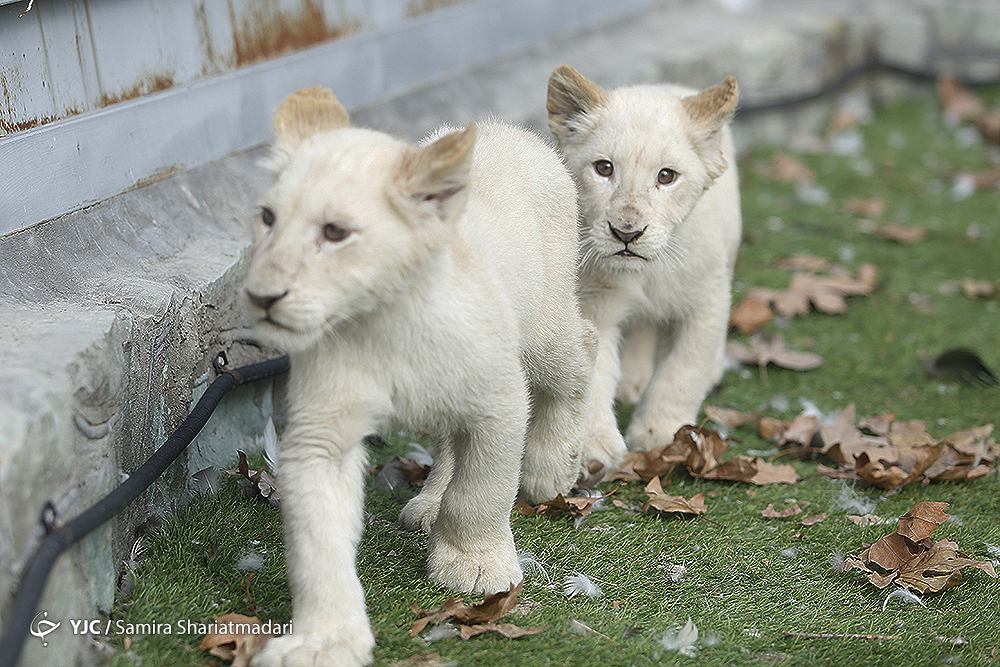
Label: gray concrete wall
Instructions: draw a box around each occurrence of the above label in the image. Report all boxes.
[2,1,999,665]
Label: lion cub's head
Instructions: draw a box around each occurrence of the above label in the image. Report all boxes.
[547,66,738,273]
[243,87,476,353]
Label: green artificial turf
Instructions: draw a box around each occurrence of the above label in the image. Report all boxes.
[107,88,999,667]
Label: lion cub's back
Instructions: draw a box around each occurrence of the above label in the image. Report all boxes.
[465,121,579,304]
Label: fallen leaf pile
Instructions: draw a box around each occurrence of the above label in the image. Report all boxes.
[226,450,280,505]
[199,614,276,667]
[845,502,997,593]
[409,582,545,639]
[717,403,998,493]
[609,424,799,487]
[730,259,877,335]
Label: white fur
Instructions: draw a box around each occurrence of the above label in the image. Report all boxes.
[244,88,595,667]
[548,66,742,472]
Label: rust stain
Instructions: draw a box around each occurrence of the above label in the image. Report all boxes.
[100,73,176,107]
[125,165,184,193]
[228,0,351,68]
[404,0,468,19]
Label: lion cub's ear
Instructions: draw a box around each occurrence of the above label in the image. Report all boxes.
[547,65,608,147]
[273,87,350,148]
[682,76,739,180]
[391,123,477,226]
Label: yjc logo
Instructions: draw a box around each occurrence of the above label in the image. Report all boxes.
[29,611,61,647]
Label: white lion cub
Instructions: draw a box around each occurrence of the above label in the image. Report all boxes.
[243,87,594,667]
[547,65,742,474]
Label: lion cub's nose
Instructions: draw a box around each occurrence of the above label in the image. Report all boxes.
[246,289,289,311]
[609,223,646,245]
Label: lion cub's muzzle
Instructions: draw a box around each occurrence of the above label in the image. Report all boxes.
[608,222,648,259]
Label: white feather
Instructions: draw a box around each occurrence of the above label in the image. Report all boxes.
[259,417,279,473]
[661,618,699,657]
[517,551,551,583]
[882,586,926,612]
[563,573,603,599]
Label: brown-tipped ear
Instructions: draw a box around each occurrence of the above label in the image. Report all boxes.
[273,87,349,148]
[392,123,476,225]
[546,65,608,145]
[681,76,739,133]
[682,76,738,180]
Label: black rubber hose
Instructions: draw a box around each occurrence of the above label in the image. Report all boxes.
[739,58,1000,116]
[0,354,290,667]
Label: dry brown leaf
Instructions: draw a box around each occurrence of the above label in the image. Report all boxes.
[226,450,280,504]
[895,539,998,593]
[727,333,824,373]
[960,278,998,299]
[858,411,897,436]
[410,583,532,638]
[845,501,998,593]
[516,493,605,519]
[677,424,729,475]
[896,501,950,542]
[923,425,998,481]
[841,197,886,218]
[758,416,786,442]
[729,294,774,335]
[975,109,1000,146]
[704,405,759,430]
[854,440,945,491]
[774,254,832,272]
[800,512,829,526]
[607,439,689,482]
[750,264,877,318]
[757,153,815,183]
[199,614,276,667]
[762,502,803,519]
[642,476,707,516]
[695,455,800,485]
[937,77,985,125]
[872,224,928,245]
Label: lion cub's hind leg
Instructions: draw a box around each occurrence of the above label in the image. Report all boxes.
[520,321,597,503]
[398,432,454,533]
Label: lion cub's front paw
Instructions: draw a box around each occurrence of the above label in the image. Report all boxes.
[251,630,373,667]
[399,491,440,532]
[580,422,626,480]
[427,538,522,595]
[625,418,685,452]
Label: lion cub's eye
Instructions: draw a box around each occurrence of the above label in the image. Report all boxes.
[657,168,678,185]
[593,160,614,177]
[260,207,276,227]
[322,223,351,243]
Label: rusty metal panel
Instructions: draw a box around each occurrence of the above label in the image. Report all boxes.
[1,0,659,233]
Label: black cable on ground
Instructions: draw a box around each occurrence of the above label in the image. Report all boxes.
[739,57,1000,116]
[0,354,290,667]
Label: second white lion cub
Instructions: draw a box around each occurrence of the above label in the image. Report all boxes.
[244,88,594,666]
[547,65,742,474]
